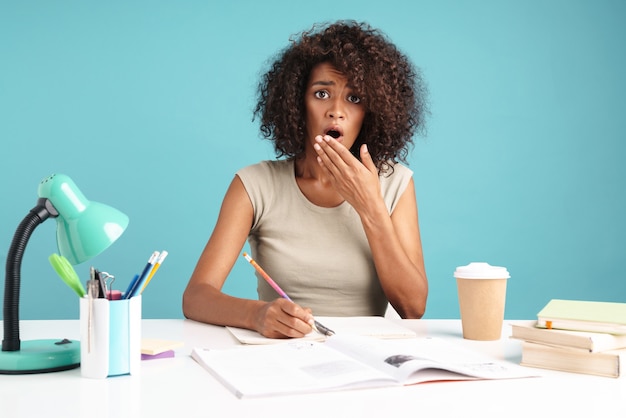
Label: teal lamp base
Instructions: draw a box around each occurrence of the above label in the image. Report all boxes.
[0,339,80,374]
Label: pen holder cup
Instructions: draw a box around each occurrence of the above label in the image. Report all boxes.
[79,296,141,379]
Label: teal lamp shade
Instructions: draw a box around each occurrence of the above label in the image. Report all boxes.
[38,174,129,265]
[1,173,128,374]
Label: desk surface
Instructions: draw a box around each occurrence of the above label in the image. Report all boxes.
[1,319,625,417]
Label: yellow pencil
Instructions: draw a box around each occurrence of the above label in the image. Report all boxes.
[141,250,168,293]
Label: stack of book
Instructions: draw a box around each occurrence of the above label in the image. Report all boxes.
[511,299,626,378]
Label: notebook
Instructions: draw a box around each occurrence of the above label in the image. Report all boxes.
[226,316,417,344]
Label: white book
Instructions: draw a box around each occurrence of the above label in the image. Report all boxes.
[226,316,417,345]
[191,334,537,399]
[520,341,625,378]
[511,322,626,353]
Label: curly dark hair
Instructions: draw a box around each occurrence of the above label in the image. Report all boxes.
[253,20,428,173]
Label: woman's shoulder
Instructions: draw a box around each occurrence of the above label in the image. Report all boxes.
[236,159,293,186]
[238,159,291,173]
[379,162,414,212]
[236,160,294,223]
[237,159,291,175]
[381,161,413,181]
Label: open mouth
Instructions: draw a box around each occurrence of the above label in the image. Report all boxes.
[324,126,343,139]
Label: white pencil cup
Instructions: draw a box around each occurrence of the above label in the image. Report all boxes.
[79,296,142,379]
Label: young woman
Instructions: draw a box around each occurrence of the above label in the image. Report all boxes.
[183,20,429,338]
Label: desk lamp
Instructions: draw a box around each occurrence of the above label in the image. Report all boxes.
[1,174,129,374]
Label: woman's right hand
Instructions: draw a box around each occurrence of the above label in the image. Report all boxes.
[254,298,314,338]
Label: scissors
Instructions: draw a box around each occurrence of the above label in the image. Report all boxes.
[49,253,86,298]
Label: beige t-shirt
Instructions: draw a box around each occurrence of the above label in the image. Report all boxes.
[236,159,413,316]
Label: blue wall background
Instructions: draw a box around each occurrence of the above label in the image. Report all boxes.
[1,0,624,321]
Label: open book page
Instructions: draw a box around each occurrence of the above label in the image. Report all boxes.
[226,316,416,345]
[191,340,399,399]
[325,335,537,384]
[191,335,537,398]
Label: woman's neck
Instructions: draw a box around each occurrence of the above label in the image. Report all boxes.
[293,154,345,207]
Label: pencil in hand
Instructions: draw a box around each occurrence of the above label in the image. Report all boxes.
[242,252,335,337]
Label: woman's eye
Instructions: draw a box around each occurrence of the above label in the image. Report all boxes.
[314,90,329,99]
[347,95,361,104]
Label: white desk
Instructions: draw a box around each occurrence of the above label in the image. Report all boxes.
[1,319,625,417]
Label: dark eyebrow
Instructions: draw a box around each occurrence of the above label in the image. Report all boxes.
[309,80,356,90]
[310,80,335,87]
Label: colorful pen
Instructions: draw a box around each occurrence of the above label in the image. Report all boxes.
[141,250,168,294]
[125,251,160,299]
[242,252,335,336]
[124,274,140,299]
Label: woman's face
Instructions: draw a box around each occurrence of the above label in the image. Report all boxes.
[304,62,366,151]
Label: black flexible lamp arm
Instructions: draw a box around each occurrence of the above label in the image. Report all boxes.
[2,198,58,352]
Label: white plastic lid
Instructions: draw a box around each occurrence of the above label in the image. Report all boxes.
[453,262,510,279]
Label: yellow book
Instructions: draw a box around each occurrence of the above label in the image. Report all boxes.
[537,299,626,334]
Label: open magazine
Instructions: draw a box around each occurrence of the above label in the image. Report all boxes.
[191,334,536,398]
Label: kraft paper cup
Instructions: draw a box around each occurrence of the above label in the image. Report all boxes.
[454,262,510,341]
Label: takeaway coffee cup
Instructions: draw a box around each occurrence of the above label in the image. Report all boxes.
[454,262,510,341]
